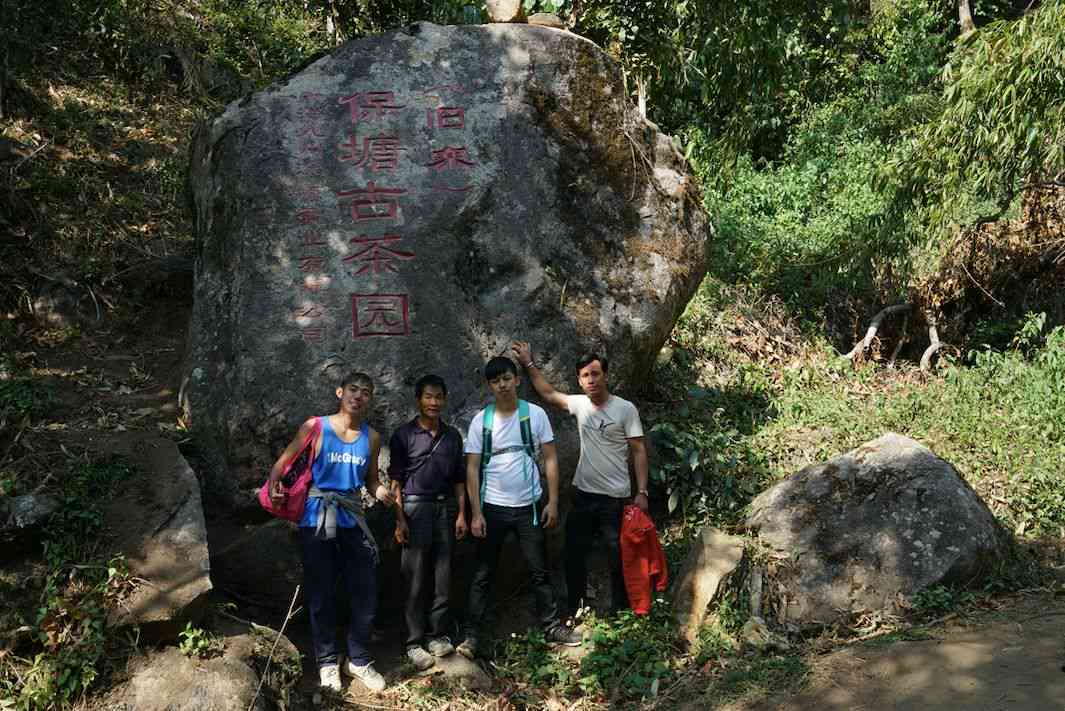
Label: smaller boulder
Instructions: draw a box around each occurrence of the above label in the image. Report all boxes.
[527,12,565,28]
[418,653,492,690]
[3,494,59,530]
[485,0,524,22]
[672,526,745,646]
[101,617,301,711]
[746,433,1011,626]
[110,647,264,711]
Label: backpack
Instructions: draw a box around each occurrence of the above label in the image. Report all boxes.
[480,399,540,524]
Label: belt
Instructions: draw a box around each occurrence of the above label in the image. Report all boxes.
[403,494,452,503]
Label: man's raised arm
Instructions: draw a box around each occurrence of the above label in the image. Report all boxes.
[511,340,569,410]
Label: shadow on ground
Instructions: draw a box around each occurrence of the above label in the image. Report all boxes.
[705,595,1065,711]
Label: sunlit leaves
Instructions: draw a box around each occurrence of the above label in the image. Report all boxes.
[894,0,1065,227]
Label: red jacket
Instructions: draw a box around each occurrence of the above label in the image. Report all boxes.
[619,505,668,615]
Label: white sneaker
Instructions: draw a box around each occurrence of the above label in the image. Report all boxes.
[318,663,341,691]
[344,659,386,691]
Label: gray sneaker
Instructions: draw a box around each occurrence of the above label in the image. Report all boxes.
[343,660,386,691]
[427,637,455,657]
[406,645,436,671]
[545,623,583,647]
[455,637,478,659]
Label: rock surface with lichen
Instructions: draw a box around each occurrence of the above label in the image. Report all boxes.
[746,433,1011,626]
[184,22,710,505]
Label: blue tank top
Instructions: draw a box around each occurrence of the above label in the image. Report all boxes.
[299,417,371,529]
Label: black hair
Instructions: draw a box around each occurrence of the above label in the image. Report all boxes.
[575,353,608,374]
[340,371,374,391]
[415,373,448,398]
[484,356,518,381]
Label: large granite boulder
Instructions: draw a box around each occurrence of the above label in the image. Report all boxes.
[746,433,1011,626]
[183,22,710,502]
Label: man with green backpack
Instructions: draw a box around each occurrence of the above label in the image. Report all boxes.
[457,356,582,658]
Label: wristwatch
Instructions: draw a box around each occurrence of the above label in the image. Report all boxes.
[524,361,537,369]
[637,489,649,497]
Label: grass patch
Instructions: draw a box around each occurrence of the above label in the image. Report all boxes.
[493,603,682,706]
[709,654,810,703]
[0,457,135,710]
[864,626,937,645]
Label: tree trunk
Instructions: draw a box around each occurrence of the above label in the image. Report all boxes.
[958,0,976,35]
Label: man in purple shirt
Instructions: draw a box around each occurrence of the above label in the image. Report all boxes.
[389,374,468,671]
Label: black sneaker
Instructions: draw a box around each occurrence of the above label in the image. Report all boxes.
[544,624,583,647]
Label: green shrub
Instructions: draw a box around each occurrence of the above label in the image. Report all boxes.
[0,459,133,709]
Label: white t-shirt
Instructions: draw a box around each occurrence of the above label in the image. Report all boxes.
[566,394,644,498]
[465,402,554,507]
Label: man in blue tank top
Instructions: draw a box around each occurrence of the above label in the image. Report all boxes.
[267,371,396,693]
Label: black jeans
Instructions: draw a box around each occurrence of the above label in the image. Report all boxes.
[565,488,628,615]
[299,526,377,667]
[401,499,455,648]
[464,502,558,639]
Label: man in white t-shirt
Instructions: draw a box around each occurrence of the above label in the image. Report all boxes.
[456,356,582,659]
[512,341,649,616]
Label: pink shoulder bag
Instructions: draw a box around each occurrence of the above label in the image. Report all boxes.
[258,417,322,522]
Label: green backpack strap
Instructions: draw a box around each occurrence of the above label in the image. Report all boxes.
[479,404,495,505]
[518,399,539,526]
[518,399,534,457]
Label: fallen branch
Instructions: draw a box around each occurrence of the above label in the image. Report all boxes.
[920,318,943,371]
[841,611,957,647]
[959,256,1005,308]
[841,304,912,360]
[247,584,300,711]
[11,139,50,174]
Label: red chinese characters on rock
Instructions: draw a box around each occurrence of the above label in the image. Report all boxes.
[352,293,410,338]
[338,134,404,172]
[342,234,415,276]
[422,86,474,193]
[340,91,406,125]
[426,146,475,171]
[336,182,408,223]
[425,106,465,130]
[293,187,329,342]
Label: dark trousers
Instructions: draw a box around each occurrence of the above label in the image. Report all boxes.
[401,499,455,648]
[465,502,558,639]
[300,526,377,667]
[565,488,628,614]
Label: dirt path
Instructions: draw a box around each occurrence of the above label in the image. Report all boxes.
[721,594,1065,711]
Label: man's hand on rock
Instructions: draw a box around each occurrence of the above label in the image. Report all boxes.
[512,340,534,368]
